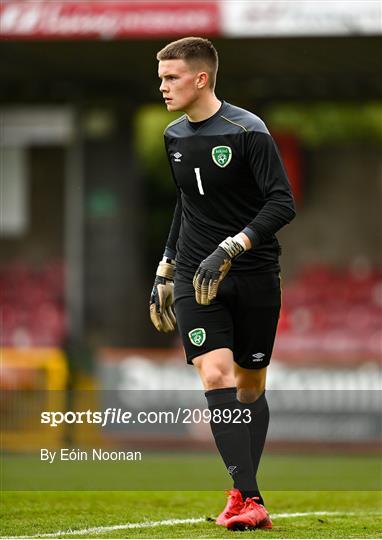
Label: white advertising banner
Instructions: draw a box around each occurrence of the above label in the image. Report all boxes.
[222,1,381,37]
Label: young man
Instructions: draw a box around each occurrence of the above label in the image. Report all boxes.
[150,37,295,530]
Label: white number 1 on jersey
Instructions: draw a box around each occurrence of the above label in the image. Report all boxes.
[194,168,205,195]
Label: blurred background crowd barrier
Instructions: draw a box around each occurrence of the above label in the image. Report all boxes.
[0,0,381,456]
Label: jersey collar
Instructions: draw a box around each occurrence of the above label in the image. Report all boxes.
[187,101,226,131]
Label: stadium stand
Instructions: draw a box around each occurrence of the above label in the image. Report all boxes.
[0,260,66,347]
[275,263,382,364]
[1,259,380,364]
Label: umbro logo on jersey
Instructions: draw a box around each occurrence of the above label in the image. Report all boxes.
[173,152,182,162]
[252,352,265,361]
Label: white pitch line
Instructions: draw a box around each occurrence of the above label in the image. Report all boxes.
[0,518,205,539]
[1,511,380,539]
[274,511,377,518]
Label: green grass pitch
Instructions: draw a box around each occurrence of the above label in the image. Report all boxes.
[1,454,381,538]
[2,490,381,538]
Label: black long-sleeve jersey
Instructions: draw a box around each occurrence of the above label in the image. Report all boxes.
[163,101,296,277]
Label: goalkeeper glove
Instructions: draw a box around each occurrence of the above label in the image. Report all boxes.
[150,259,176,332]
[193,236,246,305]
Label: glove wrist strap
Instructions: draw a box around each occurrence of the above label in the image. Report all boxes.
[219,236,246,259]
[161,256,176,265]
[156,260,175,280]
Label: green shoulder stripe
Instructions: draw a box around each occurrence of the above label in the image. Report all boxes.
[164,115,187,134]
[220,115,248,132]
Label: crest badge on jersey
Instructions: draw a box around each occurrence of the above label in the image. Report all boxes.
[211,146,232,168]
[188,328,206,347]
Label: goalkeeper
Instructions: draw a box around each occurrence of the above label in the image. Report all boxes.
[150,37,295,531]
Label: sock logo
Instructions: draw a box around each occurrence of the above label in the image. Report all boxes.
[252,352,265,361]
[188,328,206,347]
[227,465,238,476]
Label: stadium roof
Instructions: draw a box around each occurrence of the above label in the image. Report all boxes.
[0,1,380,103]
[0,36,381,104]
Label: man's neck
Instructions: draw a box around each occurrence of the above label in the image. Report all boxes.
[186,95,222,122]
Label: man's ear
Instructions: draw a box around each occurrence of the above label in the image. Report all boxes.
[196,72,209,89]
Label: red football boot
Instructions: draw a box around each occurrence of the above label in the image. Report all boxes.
[215,489,244,526]
[225,497,272,531]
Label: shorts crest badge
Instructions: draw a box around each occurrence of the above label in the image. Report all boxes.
[211,146,232,168]
[188,328,206,347]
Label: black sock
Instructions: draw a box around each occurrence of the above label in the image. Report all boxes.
[205,387,257,492]
[239,391,269,506]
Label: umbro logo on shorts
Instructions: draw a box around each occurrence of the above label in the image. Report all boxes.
[252,352,265,361]
[173,152,182,162]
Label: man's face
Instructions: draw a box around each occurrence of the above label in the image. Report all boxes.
[158,59,201,112]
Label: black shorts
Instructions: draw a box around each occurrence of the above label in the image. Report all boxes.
[174,271,281,369]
